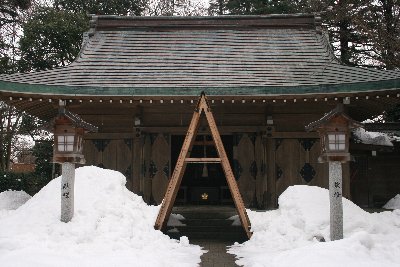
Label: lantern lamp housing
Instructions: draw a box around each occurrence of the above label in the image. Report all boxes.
[306,104,362,163]
[54,117,86,164]
[52,107,98,164]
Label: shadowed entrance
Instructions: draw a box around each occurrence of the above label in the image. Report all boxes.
[172,135,234,205]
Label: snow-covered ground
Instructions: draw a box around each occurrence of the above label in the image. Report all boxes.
[0,190,31,210]
[0,166,203,267]
[229,186,400,267]
[384,194,400,210]
[1,167,400,267]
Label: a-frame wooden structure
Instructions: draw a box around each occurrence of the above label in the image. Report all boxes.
[154,93,252,239]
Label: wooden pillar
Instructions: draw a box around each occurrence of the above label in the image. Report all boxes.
[266,138,277,209]
[132,129,142,194]
[255,133,268,209]
[142,134,152,202]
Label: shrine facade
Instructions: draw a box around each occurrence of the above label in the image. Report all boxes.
[1,14,400,208]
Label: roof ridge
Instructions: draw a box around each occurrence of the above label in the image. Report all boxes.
[88,14,321,32]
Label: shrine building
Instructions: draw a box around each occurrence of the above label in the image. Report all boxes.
[1,14,400,209]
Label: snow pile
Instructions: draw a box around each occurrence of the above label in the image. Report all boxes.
[353,128,393,146]
[384,194,400,210]
[0,166,202,267]
[228,215,241,226]
[0,190,31,210]
[229,185,400,267]
[168,213,186,226]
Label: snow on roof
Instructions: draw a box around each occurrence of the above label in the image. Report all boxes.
[353,127,394,146]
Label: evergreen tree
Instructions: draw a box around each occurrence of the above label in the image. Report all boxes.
[18,7,88,72]
[54,0,145,16]
[218,0,399,69]
[0,0,31,74]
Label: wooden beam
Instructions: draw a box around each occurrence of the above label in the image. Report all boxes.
[272,131,319,138]
[185,157,221,163]
[154,93,252,239]
[138,126,266,134]
[84,133,135,139]
[84,130,320,139]
[193,140,215,146]
[364,122,400,133]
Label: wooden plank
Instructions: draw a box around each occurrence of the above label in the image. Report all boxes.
[272,132,320,139]
[132,135,142,194]
[154,100,201,230]
[266,138,277,208]
[85,133,135,139]
[154,94,252,239]
[234,133,256,207]
[275,139,302,197]
[185,157,221,163]
[116,139,133,190]
[142,134,152,202]
[94,14,316,29]
[203,96,252,239]
[150,134,170,204]
[193,140,215,146]
[137,126,266,134]
[308,140,328,189]
[102,140,118,170]
[82,139,97,166]
[255,134,267,208]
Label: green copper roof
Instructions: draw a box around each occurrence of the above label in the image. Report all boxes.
[0,78,399,97]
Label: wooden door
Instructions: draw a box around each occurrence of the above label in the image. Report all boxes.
[254,134,267,208]
[83,138,133,189]
[275,138,327,197]
[149,133,171,205]
[233,133,257,207]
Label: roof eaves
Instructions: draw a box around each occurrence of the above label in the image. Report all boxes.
[1,78,399,97]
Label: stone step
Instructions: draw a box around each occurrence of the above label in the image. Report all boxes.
[167,206,248,242]
[167,231,248,242]
[175,225,243,233]
[175,212,237,220]
[183,218,234,227]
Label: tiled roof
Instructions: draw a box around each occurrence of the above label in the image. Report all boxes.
[0,14,399,96]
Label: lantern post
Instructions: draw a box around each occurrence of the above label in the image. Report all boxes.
[306,104,362,241]
[53,101,97,222]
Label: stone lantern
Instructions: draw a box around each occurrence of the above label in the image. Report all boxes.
[306,104,362,241]
[54,116,85,164]
[307,105,362,163]
[52,103,97,223]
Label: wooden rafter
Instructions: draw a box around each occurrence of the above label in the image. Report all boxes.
[154,93,252,239]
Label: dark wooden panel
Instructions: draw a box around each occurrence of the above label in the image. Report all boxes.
[102,140,118,170]
[142,134,152,203]
[132,135,142,194]
[275,139,302,197]
[151,134,170,204]
[308,140,328,189]
[255,134,267,208]
[266,138,277,208]
[234,133,256,207]
[116,139,133,190]
[83,139,97,166]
